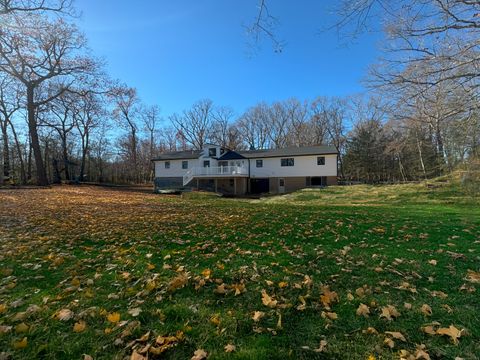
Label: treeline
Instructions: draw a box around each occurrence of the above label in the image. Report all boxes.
[0,1,479,186]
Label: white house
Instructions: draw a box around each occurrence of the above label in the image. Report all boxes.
[152,144,338,195]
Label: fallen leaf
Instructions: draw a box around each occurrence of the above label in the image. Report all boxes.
[321,311,338,320]
[320,286,338,309]
[192,349,208,360]
[261,289,277,308]
[73,320,86,333]
[224,344,236,353]
[436,325,463,344]
[107,312,120,324]
[466,270,480,284]
[356,303,370,317]
[314,339,327,353]
[56,309,74,321]
[252,311,265,322]
[385,331,406,342]
[421,304,432,316]
[128,308,142,317]
[13,337,28,349]
[15,323,29,333]
[130,350,146,360]
[379,305,400,321]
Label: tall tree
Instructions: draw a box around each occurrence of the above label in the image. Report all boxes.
[0,14,96,185]
[170,99,214,150]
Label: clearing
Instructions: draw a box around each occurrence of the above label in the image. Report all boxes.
[0,180,479,359]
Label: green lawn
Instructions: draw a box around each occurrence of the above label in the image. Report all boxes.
[0,180,479,359]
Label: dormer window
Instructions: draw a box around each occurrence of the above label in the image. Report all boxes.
[208,148,216,157]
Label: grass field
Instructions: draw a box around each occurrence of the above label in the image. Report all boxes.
[0,179,479,359]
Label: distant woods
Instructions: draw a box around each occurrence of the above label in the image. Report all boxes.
[0,1,479,186]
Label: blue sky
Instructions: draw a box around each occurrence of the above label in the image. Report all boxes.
[78,1,382,118]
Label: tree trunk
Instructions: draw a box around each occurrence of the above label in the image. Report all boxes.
[8,119,26,184]
[1,120,10,180]
[61,135,70,181]
[27,85,48,185]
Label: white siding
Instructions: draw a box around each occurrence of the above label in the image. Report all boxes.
[250,154,337,178]
[154,159,194,177]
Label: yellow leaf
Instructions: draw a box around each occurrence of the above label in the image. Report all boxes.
[168,273,188,292]
[210,314,221,326]
[362,327,378,335]
[0,303,7,314]
[147,263,156,270]
[252,311,265,322]
[232,283,246,296]
[130,350,147,360]
[191,349,207,360]
[421,304,432,316]
[13,337,28,349]
[15,323,29,334]
[383,337,395,349]
[321,311,338,320]
[356,303,370,317]
[379,305,400,321]
[466,270,480,284]
[421,325,436,335]
[107,312,120,324]
[436,325,463,344]
[278,281,288,288]
[320,286,338,309]
[224,344,236,353]
[296,296,306,311]
[201,269,211,279]
[385,331,406,342]
[73,320,86,333]
[214,283,227,295]
[261,289,277,308]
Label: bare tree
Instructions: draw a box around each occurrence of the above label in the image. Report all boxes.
[0,0,73,15]
[236,103,270,150]
[76,92,104,181]
[0,14,97,185]
[0,75,21,183]
[110,85,140,181]
[170,99,214,150]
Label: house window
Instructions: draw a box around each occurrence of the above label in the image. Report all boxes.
[208,148,216,157]
[182,161,188,169]
[279,178,285,187]
[280,158,294,167]
[256,159,263,168]
[203,160,210,167]
[317,156,325,165]
[165,161,170,169]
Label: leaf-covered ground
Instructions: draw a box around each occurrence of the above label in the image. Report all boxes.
[0,182,479,359]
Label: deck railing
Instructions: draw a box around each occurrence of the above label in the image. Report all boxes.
[183,166,248,186]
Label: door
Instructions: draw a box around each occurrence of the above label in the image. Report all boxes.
[250,178,269,194]
[278,178,285,193]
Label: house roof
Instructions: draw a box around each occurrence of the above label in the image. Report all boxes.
[151,145,337,161]
[217,150,246,160]
[151,150,202,161]
[239,145,338,158]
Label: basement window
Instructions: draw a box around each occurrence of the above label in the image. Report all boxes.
[165,161,170,169]
[317,156,325,165]
[280,158,294,167]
